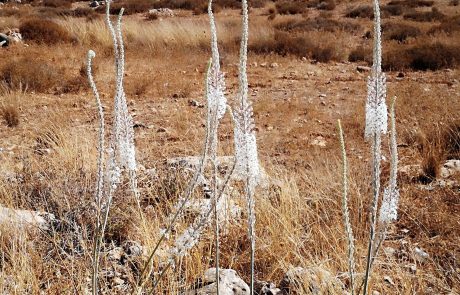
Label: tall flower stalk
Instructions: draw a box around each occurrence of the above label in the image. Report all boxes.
[87,2,139,293]
[362,0,387,293]
[337,120,355,295]
[232,0,261,292]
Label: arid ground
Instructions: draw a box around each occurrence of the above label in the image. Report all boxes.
[0,0,459,293]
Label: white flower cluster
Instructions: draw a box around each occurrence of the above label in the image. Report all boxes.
[365,72,387,139]
[379,186,399,223]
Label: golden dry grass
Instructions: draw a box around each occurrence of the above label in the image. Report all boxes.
[0,1,459,294]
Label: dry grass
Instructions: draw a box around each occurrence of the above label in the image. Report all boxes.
[345,5,373,19]
[384,42,460,71]
[382,22,422,42]
[0,57,64,93]
[403,7,446,22]
[275,1,307,15]
[19,18,75,44]
[0,5,459,294]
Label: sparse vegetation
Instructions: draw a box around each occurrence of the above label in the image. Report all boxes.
[404,7,445,22]
[275,1,306,15]
[382,22,421,42]
[0,0,458,294]
[19,18,74,44]
[345,5,374,19]
[0,57,63,92]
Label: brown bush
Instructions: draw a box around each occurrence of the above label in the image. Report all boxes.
[381,4,407,17]
[0,7,30,17]
[99,0,153,15]
[1,105,19,128]
[275,17,361,33]
[388,0,434,7]
[384,43,460,71]
[193,2,222,14]
[42,0,72,8]
[249,31,312,56]
[420,152,440,183]
[450,0,459,6]
[0,57,63,93]
[275,1,306,15]
[429,15,460,35]
[348,46,372,63]
[404,7,445,22]
[345,5,373,19]
[442,121,460,159]
[382,22,421,42]
[249,31,340,62]
[19,18,74,44]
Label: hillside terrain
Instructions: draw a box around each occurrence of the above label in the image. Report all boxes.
[0,0,459,294]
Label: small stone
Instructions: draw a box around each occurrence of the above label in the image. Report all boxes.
[397,72,405,78]
[414,247,429,262]
[384,275,395,286]
[260,62,267,67]
[269,62,279,68]
[319,93,327,98]
[157,127,167,133]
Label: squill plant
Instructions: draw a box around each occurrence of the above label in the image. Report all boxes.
[362,0,388,293]
[232,0,261,292]
[86,2,139,294]
[337,120,355,295]
[207,0,227,290]
[134,14,233,292]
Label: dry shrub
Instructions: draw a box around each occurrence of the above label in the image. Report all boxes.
[275,17,361,33]
[0,7,30,17]
[249,31,312,56]
[249,31,340,62]
[19,18,74,44]
[0,57,63,93]
[441,121,460,159]
[384,43,460,71]
[420,152,441,183]
[1,105,19,127]
[382,22,421,42]
[381,4,407,17]
[404,7,445,22]
[101,0,153,15]
[42,0,72,8]
[193,2,222,15]
[275,1,306,15]
[429,15,460,35]
[450,0,459,6]
[388,0,434,7]
[348,46,372,63]
[345,5,373,19]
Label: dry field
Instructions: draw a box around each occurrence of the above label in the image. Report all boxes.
[0,0,459,294]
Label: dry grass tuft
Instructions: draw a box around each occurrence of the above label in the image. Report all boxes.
[275,1,307,15]
[384,42,460,71]
[348,46,372,63]
[403,7,445,22]
[382,22,421,42]
[429,15,460,35]
[1,104,19,128]
[19,18,74,44]
[0,57,63,93]
[388,0,434,7]
[345,5,373,19]
[42,0,73,9]
[275,17,361,33]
